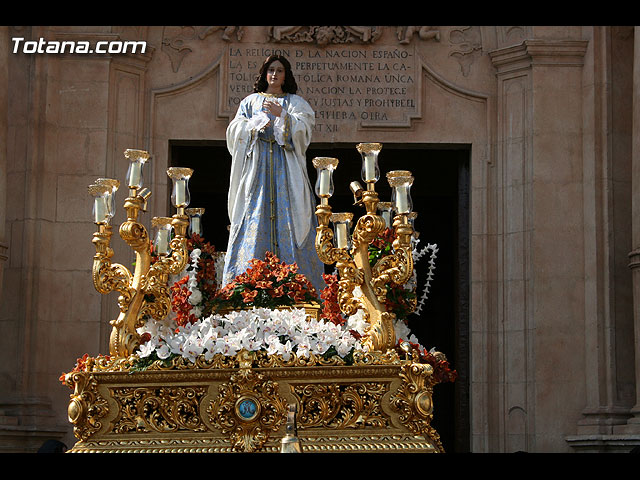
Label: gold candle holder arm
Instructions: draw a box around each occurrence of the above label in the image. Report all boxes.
[315,203,365,318]
[370,214,415,304]
[140,214,190,322]
[107,190,155,358]
[349,196,399,353]
[370,171,416,305]
[91,224,135,312]
[313,156,367,318]
[88,182,137,320]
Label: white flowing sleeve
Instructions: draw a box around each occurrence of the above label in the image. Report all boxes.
[282,95,316,246]
[226,95,260,226]
[247,111,270,132]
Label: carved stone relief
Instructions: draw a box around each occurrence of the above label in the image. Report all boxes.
[268,26,383,45]
[161,26,245,72]
[496,26,527,48]
[396,26,441,44]
[161,26,447,73]
[449,26,483,77]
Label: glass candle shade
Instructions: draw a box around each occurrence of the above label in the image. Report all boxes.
[185,207,205,237]
[387,170,414,215]
[95,178,120,221]
[88,184,111,225]
[152,217,174,256]
[124,149,150,189]
[377,201,394,229]
[312,157,339,198]
[349,181,364,200]
[330,212,353,249]
[356,143,382,184]
[167,167,194,209]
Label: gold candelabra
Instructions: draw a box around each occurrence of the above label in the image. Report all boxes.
[66,145,449,455]
[313,143,415,353]
[88,149,194,358]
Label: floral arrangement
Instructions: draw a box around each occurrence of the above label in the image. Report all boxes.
[319,273,345,326]
[157,235,452,378]
[59,353,111,386]
[137,307,369,365]
[169,234,223,327]
[211,251,319,311]
[396,339,458,384]
[60,232,456,385]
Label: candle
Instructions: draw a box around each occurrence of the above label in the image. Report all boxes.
[395,186,409,214]
[190,216,201,236]
[357,143,381,184]
[175,179,186,207]
[186,208,205,238]
[382,210,391,228]
[335,223,348,249]
[331,212,352,250]
[124,149,150,189]
[127,162,142,188]
[95,178,120,220]
[377,202,393,228]
[152,217,173,255]
[167,167,194,209]
[93,195,108,224]
[364,154,376,182]
[387,171,413,215]
[312,157,339,198]
[155,229,169,255]
[319,169,330,196]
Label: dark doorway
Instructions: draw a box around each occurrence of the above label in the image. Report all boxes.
[169,140,470,453]
[169,140,231,251]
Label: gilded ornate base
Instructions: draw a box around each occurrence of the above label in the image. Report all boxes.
[69,434,439,453]
[64,354,444,453]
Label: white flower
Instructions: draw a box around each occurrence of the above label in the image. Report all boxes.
[346,310,369,336]
[135,305,369,364]
[394,318,422,347]
[156,343,171,360]
[336,337,354,358]
[188,289,203,305]
[138,339,156,358]
[280,340,293,361]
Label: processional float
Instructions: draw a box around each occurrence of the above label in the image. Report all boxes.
[61,144,455,453]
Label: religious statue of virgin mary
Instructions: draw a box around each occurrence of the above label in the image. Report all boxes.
[222,54,325,292]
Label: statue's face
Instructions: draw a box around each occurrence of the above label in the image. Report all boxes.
[266,60,285,93]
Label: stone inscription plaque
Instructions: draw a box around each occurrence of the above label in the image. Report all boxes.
[224,43,420,141]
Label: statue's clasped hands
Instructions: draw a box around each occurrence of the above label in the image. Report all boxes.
[263,100,283,118]
[250,100,284,133]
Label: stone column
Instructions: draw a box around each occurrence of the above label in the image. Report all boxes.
[623,26,640,432]
[564,26,640,452]
[489,38,588,452]
[0,27,8,292]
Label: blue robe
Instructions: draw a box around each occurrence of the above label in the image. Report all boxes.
[223,92,325,293]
